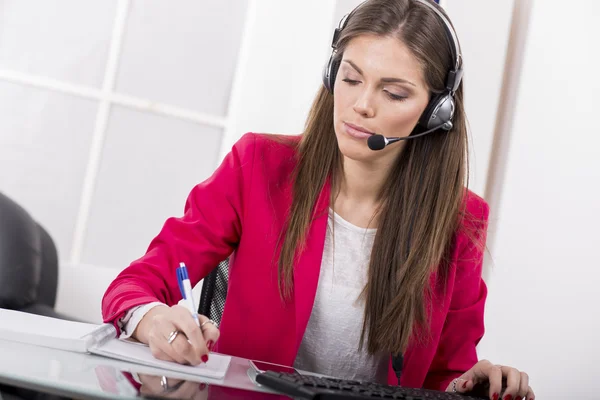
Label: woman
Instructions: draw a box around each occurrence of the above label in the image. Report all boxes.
[102,1,534,399]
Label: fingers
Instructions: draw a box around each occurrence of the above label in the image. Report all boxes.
[193,383,209,400]
[138,375,202,399]
[467,360,502,400]
[149,306,204,365]
[513,371,534,400]
[486,365,503,400]
[148,321,190,365]
[444,372,473,393]
[500,365,521,400]
[163,379,202,399]
[449,360,534,400]
[170,305,206,355]
[445,361,487,395]
[525,386,535,400]
[170,330,203,365]
[146,305,221,366]
[148,345,177,363]
[198,314,220,352]
[516,371,529,400]
[500,366,533,400]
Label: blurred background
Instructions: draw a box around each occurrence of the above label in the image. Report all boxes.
[0,0,598,398]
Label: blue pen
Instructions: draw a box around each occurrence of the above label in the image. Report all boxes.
[177,262,200,327]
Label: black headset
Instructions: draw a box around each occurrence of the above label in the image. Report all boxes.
[322,0,463,132]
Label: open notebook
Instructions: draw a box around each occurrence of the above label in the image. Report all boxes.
[0,309,231,379]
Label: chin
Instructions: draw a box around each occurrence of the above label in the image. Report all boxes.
[334,129,377,162]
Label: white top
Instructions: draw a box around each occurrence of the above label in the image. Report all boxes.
[121,209,388,383]
[293,209,389,383]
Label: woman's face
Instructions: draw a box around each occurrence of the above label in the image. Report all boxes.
[333,34,431,165]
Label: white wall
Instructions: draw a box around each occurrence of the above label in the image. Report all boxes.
[218,0,337,160]
[475,1,600,399]
[443,0,514,197]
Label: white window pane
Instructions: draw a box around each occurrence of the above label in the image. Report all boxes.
[0,81,98,257]
[81,106,223,268]
[0,0,118,87]
[115,0,247,116]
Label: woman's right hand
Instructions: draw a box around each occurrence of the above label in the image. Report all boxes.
[137,374,208,400]
[133,305,220,366]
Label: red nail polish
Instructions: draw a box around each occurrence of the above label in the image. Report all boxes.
[492,394,499,400]
[199,383,207,390]
[201,354,209,363]
[462,380,468,389]
[516,397,522,400]
[206,340,213,351]
[504,395,513,400]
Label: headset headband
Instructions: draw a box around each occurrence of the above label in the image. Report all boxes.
[332,0,463,93]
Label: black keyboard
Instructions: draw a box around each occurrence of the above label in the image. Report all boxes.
[256,371,489,400]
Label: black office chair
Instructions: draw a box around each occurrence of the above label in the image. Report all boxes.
[0,191,73,320]
[0,192,73,400]
[197,258,229,326]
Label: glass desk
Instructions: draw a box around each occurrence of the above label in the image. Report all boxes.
[0,338,291,399]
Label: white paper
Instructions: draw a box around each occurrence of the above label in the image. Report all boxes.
[0,309,101,352]
[0,309,231,380]
[90,339,231,380]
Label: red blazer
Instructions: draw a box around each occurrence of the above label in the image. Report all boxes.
[102,132,489,391]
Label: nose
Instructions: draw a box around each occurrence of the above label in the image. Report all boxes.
[352,88,375,118]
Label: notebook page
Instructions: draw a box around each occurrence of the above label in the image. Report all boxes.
[0,309,102,352]
[90,339,231,380]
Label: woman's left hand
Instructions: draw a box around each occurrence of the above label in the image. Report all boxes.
[445,359,534,400]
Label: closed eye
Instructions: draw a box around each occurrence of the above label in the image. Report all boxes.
[343,78,408,102]
[342,78,360,85]
[385,91,408,102]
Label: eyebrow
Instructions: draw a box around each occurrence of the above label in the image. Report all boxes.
[342,60,417,87]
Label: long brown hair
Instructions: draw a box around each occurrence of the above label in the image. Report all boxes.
[277,0,471,356]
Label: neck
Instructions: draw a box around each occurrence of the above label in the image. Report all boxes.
[333,155,396,228]
[338,158,388,204]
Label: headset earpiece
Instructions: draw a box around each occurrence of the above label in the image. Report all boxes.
[419,92,455,131]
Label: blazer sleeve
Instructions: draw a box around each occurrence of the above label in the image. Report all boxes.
[101,133,257,331]
[423,196,490,391]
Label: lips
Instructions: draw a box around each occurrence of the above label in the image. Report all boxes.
[344,122,375,135]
